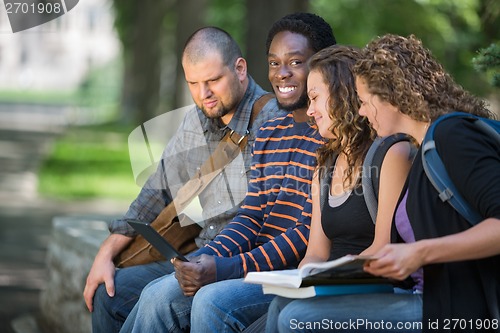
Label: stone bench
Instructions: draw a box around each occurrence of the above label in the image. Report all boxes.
[39,215,115,333]
[38,214,265,333]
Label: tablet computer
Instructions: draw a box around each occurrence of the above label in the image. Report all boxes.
[127,220,188,262]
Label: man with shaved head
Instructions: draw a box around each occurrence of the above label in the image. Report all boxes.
[182,27,248,121]
[84,26,283,333]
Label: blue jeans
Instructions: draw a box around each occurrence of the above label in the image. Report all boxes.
[191,279,276,332]
[266,291,423,333]
[92,260,173,333]
[120,276,276,333]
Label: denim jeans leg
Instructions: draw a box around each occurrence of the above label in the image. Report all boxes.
[120,273,193,333]
[190,278,276,333]
[265,296,294,333]
[91,260,173,333]
[276,293,423,333]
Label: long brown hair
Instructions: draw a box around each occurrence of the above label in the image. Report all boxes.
[309,45,373,188]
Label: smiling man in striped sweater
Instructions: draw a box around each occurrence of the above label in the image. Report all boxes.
[119,13,336,333]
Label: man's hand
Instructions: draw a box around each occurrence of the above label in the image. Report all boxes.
[364,243,423,281]
[83,234,133,312]
[172,254,216,296]
[83,252,116,312]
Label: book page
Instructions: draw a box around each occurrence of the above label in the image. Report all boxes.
[244,269,302,288]
[299,255,375,278]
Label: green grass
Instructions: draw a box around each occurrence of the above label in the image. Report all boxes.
[38,124,141,201]
[0,89,79,105]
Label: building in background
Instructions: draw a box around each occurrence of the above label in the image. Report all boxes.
[0,0,119,91]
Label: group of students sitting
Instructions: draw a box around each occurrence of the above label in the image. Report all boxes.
[84,12,500,333]
[266,34,500,333]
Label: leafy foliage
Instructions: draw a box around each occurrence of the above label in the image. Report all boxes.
[473,42,500,87]
[311,0,495,94]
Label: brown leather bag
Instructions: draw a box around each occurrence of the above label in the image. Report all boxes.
[114,94,274,268]
[114,213,201,267]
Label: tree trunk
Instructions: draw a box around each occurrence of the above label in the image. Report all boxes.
[245,0,309,89]
[478,0,500,43]
[117,0,171,125]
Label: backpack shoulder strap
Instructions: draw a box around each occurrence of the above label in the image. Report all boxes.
[421,112,500,226]
[362,133,414,224]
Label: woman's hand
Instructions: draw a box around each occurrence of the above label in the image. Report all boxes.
[364,242,423,280]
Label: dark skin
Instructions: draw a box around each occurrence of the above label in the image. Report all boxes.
[172,254,216,296]
[174,31,315,297]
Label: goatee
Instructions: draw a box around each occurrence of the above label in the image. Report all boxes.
[200,105,230,119]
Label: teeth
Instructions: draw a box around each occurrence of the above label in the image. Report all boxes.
[278,86,296,93]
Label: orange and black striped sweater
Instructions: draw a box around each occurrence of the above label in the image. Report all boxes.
[194,113,324,280]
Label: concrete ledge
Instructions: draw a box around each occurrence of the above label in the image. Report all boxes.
[11,314,42,333]
[39,215,114,333]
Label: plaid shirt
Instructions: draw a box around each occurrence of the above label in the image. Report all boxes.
[110,77,285,246]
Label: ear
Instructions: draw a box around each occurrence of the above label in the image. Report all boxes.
[234,57,247,82]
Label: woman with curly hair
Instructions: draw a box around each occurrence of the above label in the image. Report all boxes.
[265,44,415,333]
[357,34,500,331]
[301,44,413,265]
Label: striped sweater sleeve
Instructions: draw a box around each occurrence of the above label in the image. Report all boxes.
[195,114,323,281]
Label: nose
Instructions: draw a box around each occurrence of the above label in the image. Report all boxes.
[276,65,291,80]
[199,83,212,100]
[306,102,315,117]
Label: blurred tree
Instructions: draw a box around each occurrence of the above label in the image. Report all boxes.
[477,0,500,44]
[473,0,500,89]
[111,0,498,124]
[311,0,499,95]
[113,0,172,125]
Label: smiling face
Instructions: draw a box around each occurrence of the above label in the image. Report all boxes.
[306,70,334,139]
[356,77,401,137]
[183,52,246,124]
[267,31,315,112]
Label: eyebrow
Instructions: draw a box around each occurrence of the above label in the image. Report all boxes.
[186,73,223,84]
[268,50,307,58]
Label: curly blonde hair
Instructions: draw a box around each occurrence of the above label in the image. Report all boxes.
[353,34,491,122]
[309,45,373,188]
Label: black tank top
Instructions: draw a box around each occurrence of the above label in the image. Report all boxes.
[321,179,375,260]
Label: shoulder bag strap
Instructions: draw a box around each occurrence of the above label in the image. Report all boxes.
[250,93,274,125]
[151,93,274,230]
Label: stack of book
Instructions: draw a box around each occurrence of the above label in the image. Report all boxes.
[244,255,393,298]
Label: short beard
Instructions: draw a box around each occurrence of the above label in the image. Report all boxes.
[276,93,308,112]
[200,105,231,119]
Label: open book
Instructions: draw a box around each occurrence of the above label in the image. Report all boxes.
[244,254,386,289]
